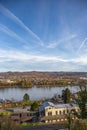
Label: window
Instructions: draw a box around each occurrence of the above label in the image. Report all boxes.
[48,112,52,116]
[59,111,61,115]
[63,110,65,114]
[55,111,58,115]
[67,109,69,113]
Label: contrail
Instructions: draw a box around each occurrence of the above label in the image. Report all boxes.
[0,3,44,46]
[0,23,30,45]
[47,34,77,48]
[77,38,87,53]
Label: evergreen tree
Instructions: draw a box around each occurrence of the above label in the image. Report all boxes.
[77,86,87,119]
[62,88,71,103]
[23,93,30,102]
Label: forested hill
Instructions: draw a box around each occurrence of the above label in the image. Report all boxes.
[0,71,87,78]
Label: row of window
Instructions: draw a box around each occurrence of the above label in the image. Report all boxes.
[48,109,69,116]
[56,109,68,115]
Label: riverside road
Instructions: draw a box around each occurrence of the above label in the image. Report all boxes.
[22,123,66,130]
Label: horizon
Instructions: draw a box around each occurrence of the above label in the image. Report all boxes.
[0,70,87,73]
[0,0,87,72]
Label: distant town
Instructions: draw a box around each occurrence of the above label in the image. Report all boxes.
[0,71,87,88]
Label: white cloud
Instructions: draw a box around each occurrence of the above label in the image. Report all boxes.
[71,55,87,65]
[0,48,87,65]
[0,49,67,63]
[0,47,87,71]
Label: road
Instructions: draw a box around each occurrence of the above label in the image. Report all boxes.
[22,123,66,130]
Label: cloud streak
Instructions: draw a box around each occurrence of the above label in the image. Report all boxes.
[0,23,30,45]
[77,37,87,53]
[47,34,77,48]
[0,3,44,46]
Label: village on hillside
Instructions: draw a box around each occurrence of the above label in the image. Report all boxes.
[0,85,87,130]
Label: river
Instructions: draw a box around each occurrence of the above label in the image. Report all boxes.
[0,86,80,101]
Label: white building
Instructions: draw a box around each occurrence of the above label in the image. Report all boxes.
[39,101,79,123]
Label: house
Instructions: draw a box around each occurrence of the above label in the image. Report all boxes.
[6,108,38,124]
[39,101,79,123]
[11,112,33,123]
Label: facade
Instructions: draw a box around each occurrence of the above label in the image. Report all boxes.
[39,101,79,123]
[6,108,37,124]
[11,112,33,123]
[11,110,38,123]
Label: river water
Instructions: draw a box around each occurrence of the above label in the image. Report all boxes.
[0,86,80,101]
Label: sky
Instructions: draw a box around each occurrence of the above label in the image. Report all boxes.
[0,0,87,72]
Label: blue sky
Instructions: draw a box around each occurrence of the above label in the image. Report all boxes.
[0,0,87,72]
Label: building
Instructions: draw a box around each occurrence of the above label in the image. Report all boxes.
[39,101,79,123]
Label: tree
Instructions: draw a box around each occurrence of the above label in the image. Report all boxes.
[77,86,87,119]
[62,88,71,103]
[31,101,39,111]
[0,116,21,130]
[70,119,87,130]
[65,118,87,130]
[65,109,79,130]
[23,93,30,102]
[66,112,73,130]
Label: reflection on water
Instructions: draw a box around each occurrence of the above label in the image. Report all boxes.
[0,86,80,101]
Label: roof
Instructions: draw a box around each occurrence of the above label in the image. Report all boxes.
[42,101,78,109]
[6,108,29,113]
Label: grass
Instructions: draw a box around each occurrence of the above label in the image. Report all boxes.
[0,111,11,116]
[21,122,40,127]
